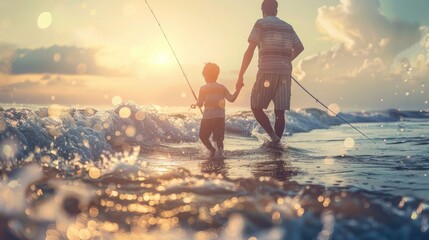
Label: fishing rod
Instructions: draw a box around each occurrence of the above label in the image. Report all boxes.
[144,1,373,143]
[144,0,203,114]
[291,76,376,144]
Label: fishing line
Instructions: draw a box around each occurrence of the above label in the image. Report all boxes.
[144,0,203,114]
[145,1,373,143]
[291,75,376,144]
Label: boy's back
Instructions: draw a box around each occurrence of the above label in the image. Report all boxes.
[197,82,236,119]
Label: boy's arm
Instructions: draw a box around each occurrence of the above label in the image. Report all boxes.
[225,85,242,103]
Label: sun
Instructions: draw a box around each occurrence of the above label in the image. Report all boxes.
[156,54,169,65]
[129,45,174,71]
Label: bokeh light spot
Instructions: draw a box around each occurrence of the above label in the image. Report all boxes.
[112,96,122,106]
[344,137,355,148]
[2,144,13,158]
[180,92,187,98]
[103,122,110,129]
[119,107,131,118]
[264,80,270,88]
[88,167,101,179]
[37,12,52,29]
[89,207,99,217]
[327,103,340,116]
[125,126,136,137]
[53,53,61,62]
[79,229,91,240]
[135,111,146,121]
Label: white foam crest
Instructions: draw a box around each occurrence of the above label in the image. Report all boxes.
[100,146,149,179]
[2,106,429,166]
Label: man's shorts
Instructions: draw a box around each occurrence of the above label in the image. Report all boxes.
[251,72,291,110]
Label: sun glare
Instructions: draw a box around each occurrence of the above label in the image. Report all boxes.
[129,46,173,68]
[155,54,169,65]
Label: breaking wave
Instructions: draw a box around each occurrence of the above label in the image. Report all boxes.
[1,104,428,165]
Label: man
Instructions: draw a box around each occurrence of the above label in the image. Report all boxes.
[236,0,304,146]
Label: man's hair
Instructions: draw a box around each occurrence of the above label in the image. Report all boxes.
[202,62,220,83]
[262,0,278,16]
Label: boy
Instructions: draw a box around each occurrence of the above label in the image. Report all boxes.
[195,62,242,158]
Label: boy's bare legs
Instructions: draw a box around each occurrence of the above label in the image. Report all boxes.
[213,119,225,158]
[274,110,285,139]
[216,141,224,151]
[200,138,216,156]
[252,108,280,144]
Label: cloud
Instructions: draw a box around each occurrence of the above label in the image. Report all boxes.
[0,74,92,104]
[422,31,429,65]
[0,72,201,107]
[296,0,423,83]
[9,45,129,76]
[424,33,429,50]
[0,42,16,74]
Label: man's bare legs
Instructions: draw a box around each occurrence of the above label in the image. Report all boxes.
[252,108,280,144]
[274,110,285,138]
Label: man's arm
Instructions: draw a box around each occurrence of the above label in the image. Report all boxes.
[291,44,304,62]
[236,42,257,89]
[291,30,304,61]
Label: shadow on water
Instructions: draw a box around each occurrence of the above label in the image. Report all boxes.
[200,159,228,176]
[251,150,299,182]
[199,148,300,182]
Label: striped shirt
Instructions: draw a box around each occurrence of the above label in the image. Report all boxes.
[248,16,303,74]
[196,83,235,119]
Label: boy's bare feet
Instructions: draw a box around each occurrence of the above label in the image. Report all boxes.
[269,132,280,146]
[208,149,216,159]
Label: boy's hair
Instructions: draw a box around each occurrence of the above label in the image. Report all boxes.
[202,62,220,83]
[262,0,278,16]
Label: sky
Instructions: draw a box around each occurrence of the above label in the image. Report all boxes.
[0,0,428,111]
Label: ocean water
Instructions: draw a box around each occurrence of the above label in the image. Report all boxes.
[1,103,429,240]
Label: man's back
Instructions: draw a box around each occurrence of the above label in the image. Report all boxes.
[248,16,302,74]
